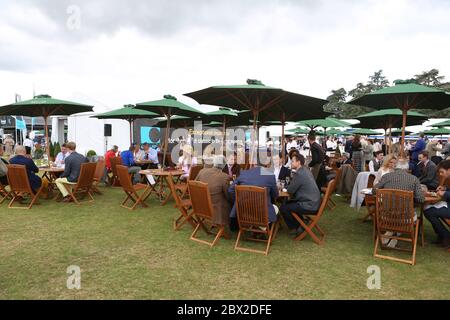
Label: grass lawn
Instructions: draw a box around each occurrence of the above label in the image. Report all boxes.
[0,186,449,300]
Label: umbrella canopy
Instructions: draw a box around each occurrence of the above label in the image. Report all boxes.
[286,128,312,135]
[355,108,428,129]
[422,128,450,136]
[326,128,352,136]
[348,79,450,155]
[0,94,93,161]
[433,119,450,127]
[297,117,351,129]
[135,95,203,166]
[389,129,413,136]
[185,79,328,162]
[351,128,380,136]
[155,115,201,128]
[92,104,159,144]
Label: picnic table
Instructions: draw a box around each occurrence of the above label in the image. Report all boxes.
[39,166,65,199]
[139,169,184,205]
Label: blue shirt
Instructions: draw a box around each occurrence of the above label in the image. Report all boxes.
[121,150,135,167]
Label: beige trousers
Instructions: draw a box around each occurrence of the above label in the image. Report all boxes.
[55,177,76,198]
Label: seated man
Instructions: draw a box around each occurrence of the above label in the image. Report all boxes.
[196,155,231,227]
[32,143,44,160]
[9,145,42,193]
[222,153,241,179]
[0,143,9,186]
[280,154,321,237]
[424,160,450,249]
[372,158,425,248]
[140,143,159,169]
[121,145,142,184]
[229,163,279,230]
[55,142,88,202]
[105,145,119,172]
[336,152,353,168]
[418,151,439,190]
[369,151,384,173]
[55,143,69,166]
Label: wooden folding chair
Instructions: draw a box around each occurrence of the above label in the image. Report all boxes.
[0,182,10,202]
[188,180,226,247]
[293,179,336,245]
[61,162,96,205]
[0,164,43,209]
[174,164,203,199]
[92,159,106,195]
[362,174,377,224]
[116,165,151,210]
[234,185,279,255]
[167,174,196,230]
[322,166,342,211]
[109,156,122,187]
[374,189,422,265]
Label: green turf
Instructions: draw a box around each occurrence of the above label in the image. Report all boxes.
[0,188,448,299]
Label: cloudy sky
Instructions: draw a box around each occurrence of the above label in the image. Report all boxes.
[1,0,450,113]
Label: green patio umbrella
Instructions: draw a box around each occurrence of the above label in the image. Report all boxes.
[92,105,159,144]
[423,127,450,136]
[286,128,312,135]
[185,79,328,163]
[155,115,200,128]
[135,95,203,167]
[326,128,352,136]
[297,117,351,137]
[389,129,413,137]
[356,108,428,153]
[205,107,239,148]
[348,79,450,156]
[433,119,450,127]
[0,94,93,161]
[351,128,380,136]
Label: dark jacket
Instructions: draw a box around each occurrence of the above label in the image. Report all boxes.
[419,160,439,190]
[229,167,279,223]
[277,166,291,181]
[287,167,321,212]
[309,142,325,167]
[222,163,241,178]
[61,152,88,183]
[411,138,426,161]
[9,155,41,192]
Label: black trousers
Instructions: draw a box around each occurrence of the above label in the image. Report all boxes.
[424,207,450,240]
[280,201,317,229]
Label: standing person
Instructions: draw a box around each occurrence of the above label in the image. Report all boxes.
[362,138,374,168]
[196,155,231,227]
[178,145,197,181]
[344,135,353,159]
[373,139,382,153]
[3,135,14,156]
[426,138,443,165]
[424,160,450,249]
[55,142,88,202]
[410,133,427,175]
[308,133,325,180]
[326,136,337,151]
[9,145,42,193]
[368,151,384,173]
[105,145,119,172]
[351,135,363,173]
[280,154,321,237]
[23,135,33,155]
[441,137,450,159]
[120,144,142,185]
[286,137,298,153]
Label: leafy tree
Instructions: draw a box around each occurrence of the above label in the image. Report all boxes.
[368,69,390,90]
[414,68,445,87]
[348,82,372,99]
[324,88,347,115]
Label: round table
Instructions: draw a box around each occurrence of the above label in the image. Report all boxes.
[139,169,184,205]
[39,167,65,199]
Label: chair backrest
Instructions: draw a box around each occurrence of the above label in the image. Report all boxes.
[332,167,343,192]
[188,165,204,181]
[110,157,122,176]
[93,159,105,182]
[188,180,214,220]
[317,179,336,218]
[75,162,97,189]
[116,165,135,193]
[235,185,269,228]
[6,164,33,194]
[375,189,415,234]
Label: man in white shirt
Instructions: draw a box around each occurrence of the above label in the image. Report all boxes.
[369,151,384,173]
[326,137,337,151]
[23,135,34,155]
[373,139,382,153]
[55,143,69,166]
[286,137,298,152]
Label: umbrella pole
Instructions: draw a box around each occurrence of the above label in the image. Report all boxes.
[162,114,171,168]
[388,126,392,155]
[44,116,50,164]
[250,111,258,168]
[129,120,133,145]
[222,117,227,155]
[281,112,286,165]
[401,109,407,158]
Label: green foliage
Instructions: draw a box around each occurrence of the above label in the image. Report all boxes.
[49,141,55,158]
[86,150,97,158]
[54,142,61,157]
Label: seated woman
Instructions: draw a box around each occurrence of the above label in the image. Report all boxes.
[178,145,197,181]
[374,154,397,185]
[272,153,291,182]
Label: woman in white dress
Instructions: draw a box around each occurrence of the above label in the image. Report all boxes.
[178,145,197,180]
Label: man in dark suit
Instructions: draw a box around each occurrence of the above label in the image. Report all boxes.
[411,133,427,176]
[222,153,241,179]
[55,142,88,202]
[229,165,279,229]
[418,151,439,190]
[9,145,42,193]
[280,154,321,237]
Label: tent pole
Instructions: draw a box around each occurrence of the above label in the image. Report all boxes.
[401,109,407,158]
[162,114,171,168]
[281,112,286,165]
[44,116,50,163]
